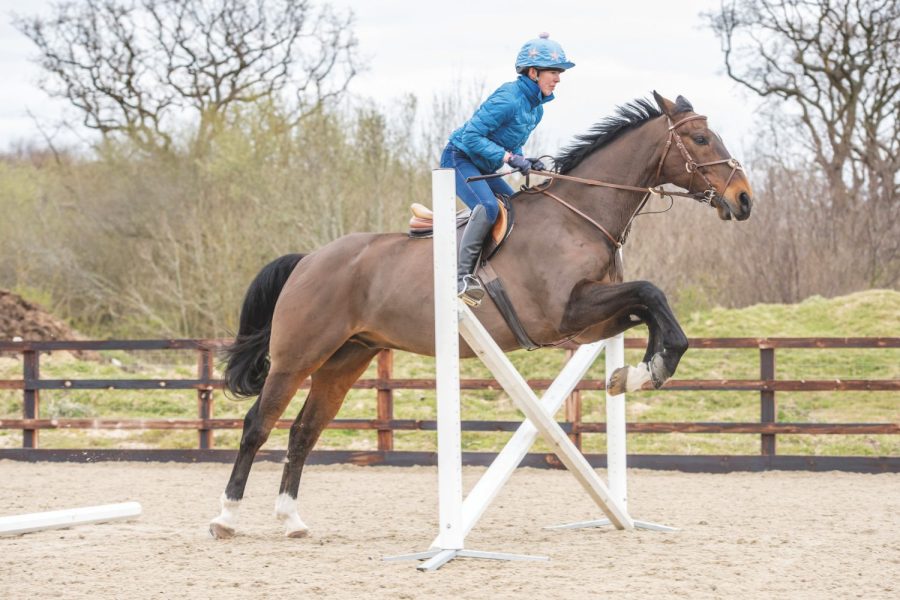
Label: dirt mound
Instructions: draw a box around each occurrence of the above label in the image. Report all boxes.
[0,289,85,342]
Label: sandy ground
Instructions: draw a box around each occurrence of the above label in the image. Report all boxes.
[0,461,897,599]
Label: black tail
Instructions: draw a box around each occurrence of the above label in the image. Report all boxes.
[223,253,305,397]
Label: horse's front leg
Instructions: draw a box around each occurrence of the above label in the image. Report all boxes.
[561,280,688,394]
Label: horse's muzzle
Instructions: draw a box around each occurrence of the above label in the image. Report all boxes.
[715,191,752,221]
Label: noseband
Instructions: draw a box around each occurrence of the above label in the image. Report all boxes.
[656,114,744,204]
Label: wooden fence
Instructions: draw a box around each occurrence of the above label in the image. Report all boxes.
[0,338,898,472]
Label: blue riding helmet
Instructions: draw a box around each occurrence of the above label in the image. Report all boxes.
[515,32,575,73]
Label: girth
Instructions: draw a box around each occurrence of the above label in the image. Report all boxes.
[478,261,540,351]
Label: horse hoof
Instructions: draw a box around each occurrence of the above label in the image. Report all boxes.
[607,366,628,395]
[209,520,236,539]
[649,354,671,389]
[285,526,310,538]
[278,515,310,538]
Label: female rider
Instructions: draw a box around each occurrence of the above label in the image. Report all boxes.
[440,32,575,306]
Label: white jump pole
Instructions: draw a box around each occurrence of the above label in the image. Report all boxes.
[0,502,142,537]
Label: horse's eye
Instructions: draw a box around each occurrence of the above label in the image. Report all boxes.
[694,135,709,145]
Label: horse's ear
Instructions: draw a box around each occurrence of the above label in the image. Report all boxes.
[674,95,694,114]
[652,90,676,116]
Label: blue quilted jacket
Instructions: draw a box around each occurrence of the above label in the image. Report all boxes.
[448,75,554,173]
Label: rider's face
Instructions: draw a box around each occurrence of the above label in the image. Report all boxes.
[532,69,562,96]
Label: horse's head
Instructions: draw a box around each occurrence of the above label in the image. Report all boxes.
[652,91,753,221]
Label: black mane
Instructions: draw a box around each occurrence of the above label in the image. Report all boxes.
[554,98,662,174]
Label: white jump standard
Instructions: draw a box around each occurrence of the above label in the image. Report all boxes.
[385,168,549,570]
[385,169,670,572]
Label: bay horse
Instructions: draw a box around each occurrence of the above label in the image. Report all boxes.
[209,92,753,538]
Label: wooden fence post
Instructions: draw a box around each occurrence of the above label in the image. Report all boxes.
[197,347,214,449]
[760,346,776,455]
[564,349,583,450]
[23,350,39,448]
[376,350,394,451]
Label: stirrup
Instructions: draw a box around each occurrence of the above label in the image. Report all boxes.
[458,274,485,307]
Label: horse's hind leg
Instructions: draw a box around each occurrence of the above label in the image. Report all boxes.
[274,343,380,537]
[208,368,310,538]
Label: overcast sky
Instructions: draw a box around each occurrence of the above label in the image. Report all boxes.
[0,0,760,157]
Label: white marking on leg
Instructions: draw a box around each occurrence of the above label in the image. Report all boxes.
[209,493,241,536]
[275,492,309,537]
[625,362,652,392]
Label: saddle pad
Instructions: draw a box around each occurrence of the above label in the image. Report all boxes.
[408,197,514,260]
[408,207,471,238]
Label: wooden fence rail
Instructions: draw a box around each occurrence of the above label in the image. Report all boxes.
[0,338,898,472]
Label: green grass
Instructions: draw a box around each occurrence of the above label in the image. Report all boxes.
[1,290,897,456]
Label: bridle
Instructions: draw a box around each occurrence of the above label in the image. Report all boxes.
[656,114,743,205]
[513,113,745,250]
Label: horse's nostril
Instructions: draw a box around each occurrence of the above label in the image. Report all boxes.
[739,192,752,210]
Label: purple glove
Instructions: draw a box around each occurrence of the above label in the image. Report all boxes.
[527,157,547,171]
[507,154,532,174]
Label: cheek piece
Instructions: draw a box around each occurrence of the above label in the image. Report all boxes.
[654,115,744,204]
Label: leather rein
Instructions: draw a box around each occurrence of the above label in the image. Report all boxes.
[518,114,744,250]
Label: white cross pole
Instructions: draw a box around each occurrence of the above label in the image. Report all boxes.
[456,303,634,530]
[449,339,608,540]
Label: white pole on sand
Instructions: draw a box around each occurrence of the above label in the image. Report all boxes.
[0,502,142,537]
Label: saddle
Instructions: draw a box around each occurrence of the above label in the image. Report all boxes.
[408,194,515,261]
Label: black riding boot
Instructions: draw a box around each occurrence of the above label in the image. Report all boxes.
[457,204,493,306]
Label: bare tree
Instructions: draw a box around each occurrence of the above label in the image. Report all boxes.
[706,0,900,287]
[14,0,360,153]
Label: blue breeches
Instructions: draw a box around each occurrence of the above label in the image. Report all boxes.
[439,144,514,223]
